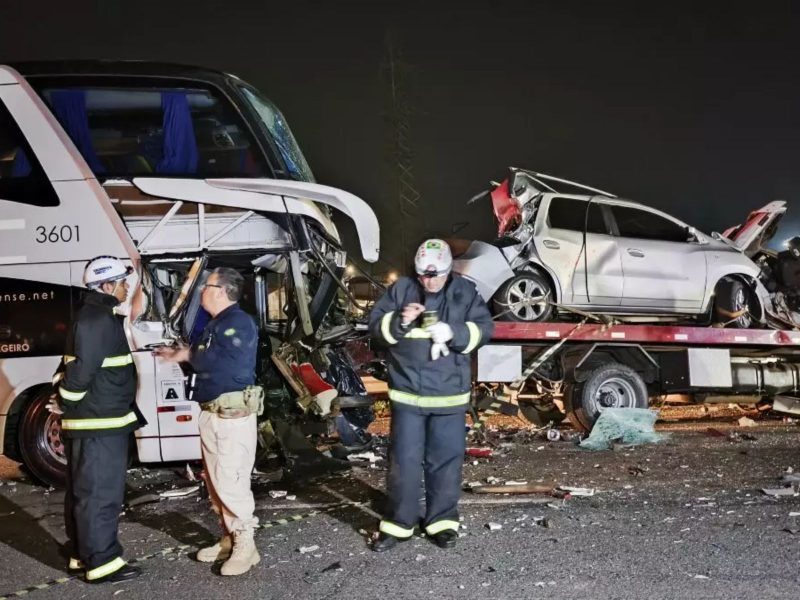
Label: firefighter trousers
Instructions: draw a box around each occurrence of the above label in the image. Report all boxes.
[380,406,466,538]
[64,434,129,579]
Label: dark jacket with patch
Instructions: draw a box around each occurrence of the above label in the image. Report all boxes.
[368,274,494,413]
[59,291,139,438]
[189,303,257,403]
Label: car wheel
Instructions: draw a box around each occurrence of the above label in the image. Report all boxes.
[18,387,67,488]
[713,278,754,329]
[564,363,648,432]
[492,272,554,322]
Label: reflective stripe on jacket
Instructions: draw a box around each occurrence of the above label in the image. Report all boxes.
[368,274,493,410]
[58,290,139,438]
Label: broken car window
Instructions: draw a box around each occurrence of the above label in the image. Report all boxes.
[611,205,688,243]
[547,197,608,234]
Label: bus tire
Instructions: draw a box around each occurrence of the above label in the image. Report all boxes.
[18,387,67,488]
[564,363,648,432]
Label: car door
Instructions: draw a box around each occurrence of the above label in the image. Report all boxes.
[608,204,707,309]
[534,196,623,306]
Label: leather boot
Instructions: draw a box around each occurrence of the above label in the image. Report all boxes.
[196,535,233,563]
[221,531,260,576]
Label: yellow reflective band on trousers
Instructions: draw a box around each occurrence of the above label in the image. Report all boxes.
[59,386,86,401]
[61,411,138,431]
[462,322,481,354]
[425,520,460,535]
[388,389,470,408]
[101,354,133,367]
[404,328,432,339]
[379,520,415,538]
[381,311,398,345]
[85,556,126,581]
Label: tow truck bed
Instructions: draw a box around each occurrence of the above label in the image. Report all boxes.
[479,322,800,431]
[491,322,800,347]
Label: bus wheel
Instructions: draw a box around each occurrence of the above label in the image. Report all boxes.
[564,363,648,432]
[19,387,67,488]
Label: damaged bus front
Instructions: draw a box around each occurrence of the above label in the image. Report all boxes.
[0,62,379,486]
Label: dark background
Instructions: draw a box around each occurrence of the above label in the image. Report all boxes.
[2,0,799,274]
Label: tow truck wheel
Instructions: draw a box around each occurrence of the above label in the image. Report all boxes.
[564,363,648,432]
[18,387,67,488]
[713,278,754,329]
[492,272,554,322]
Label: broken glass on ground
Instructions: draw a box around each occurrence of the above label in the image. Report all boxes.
[579,408,667,451]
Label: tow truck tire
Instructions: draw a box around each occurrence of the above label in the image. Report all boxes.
[492,272,554,322]
[564,363,648,432]
[18,387,67,488]
[713,277,754,329]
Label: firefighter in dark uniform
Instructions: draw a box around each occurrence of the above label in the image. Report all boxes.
[369,239,494,551]
[51,256,142,583]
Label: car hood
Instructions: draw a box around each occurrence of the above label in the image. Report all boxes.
[722,200,787,257]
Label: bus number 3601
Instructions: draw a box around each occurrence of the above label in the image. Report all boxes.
[35,225,80,244]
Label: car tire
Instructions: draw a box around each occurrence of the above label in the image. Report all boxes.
[492,271,554,322]
[564,363,648,432]
[18,386,67,488]
[713,277,755,329]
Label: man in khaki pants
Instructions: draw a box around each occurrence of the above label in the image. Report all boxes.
[155,267,260,576]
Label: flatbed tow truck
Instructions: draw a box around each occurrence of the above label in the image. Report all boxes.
[475,320,800,431]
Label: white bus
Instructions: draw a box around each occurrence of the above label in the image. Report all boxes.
[0,61,379,487]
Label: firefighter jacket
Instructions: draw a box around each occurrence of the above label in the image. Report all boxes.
[188,303,257,403]
[368,274,494,413]
[58,291,139,438]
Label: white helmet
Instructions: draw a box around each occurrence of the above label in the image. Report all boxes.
[414,239,452,276]
[83,256,133,289]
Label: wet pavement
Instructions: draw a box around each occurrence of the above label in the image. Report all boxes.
[1,408,799,599]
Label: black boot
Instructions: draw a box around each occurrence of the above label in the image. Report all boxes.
[432,530,458,549]
[372,533,403,553]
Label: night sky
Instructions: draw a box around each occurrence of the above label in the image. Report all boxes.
[2,0,800,273]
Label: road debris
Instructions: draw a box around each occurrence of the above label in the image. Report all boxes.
[579,408,666,450]
[299,545,320,554]
[465,447,493,458]
[761,487,796,497]
[321,561,343,573]
[346,451,383,463]
[486,522,503,531]
[471,483,554,495]
[126,493,161,508]
[269,490,289,499]
[558,486,595,497]
[159,485,200,499]
[737,416,756,427]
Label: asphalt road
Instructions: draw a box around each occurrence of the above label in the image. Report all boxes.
[1,412,799,600]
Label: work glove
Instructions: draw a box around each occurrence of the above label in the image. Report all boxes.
[45,393,63,415]
[430,341,450,361]
[426,321,454,344]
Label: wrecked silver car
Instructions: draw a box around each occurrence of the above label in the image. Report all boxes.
[452,167,788,329]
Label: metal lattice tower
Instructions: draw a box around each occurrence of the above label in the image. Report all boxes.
[382,33,422,271]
